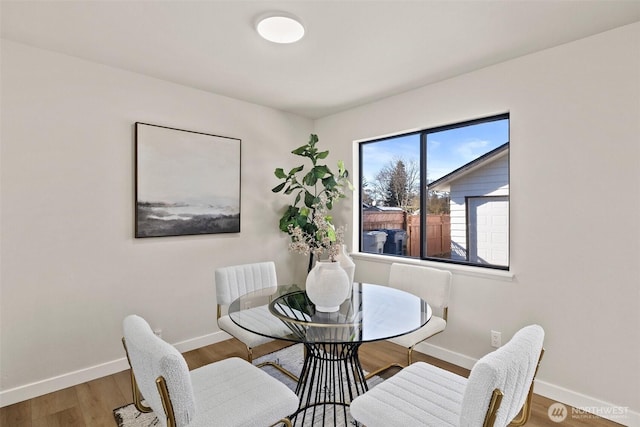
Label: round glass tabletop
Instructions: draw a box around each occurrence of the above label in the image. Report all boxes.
[228,283,432,344]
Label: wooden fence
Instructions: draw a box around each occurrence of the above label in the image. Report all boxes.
[424,214,451,257]
[362,211,450,257]
[362,211,406,231]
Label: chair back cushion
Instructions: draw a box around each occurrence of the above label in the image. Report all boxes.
[215,261,277,306]
[388,263,452,309]
[460,324,544,427]
[123,315,196,427]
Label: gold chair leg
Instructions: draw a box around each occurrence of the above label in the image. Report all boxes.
[365,345,415,380]
[269,418,293,427]
[509,348,545,426]
[156,376,177,427]
[364,362,404,380]
[250,344,300,382]
[121,338,152,413]
[257,361,300,382]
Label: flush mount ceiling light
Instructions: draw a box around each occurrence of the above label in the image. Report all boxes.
[256,13,305,44]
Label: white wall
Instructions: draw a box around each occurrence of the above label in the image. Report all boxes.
[316,23,640,424]
[0,40,312,404]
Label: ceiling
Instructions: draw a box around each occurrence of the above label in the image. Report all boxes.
[2,1,640,119]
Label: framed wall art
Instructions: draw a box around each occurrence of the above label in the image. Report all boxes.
[135,122,240,237]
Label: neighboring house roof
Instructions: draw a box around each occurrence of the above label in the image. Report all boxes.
[363,204,404,212]
[427,143,509,192]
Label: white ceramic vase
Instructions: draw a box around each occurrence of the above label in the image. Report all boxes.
[305,261,351,312]
[336,244,356,289]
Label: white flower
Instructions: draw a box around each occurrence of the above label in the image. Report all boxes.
[287,193,345,262]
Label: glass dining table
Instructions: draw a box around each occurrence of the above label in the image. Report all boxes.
[228,282,432,426]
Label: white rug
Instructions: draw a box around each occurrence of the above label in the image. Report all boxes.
[113,344,382,427]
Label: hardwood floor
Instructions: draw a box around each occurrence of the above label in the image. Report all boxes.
[0,339,623,427]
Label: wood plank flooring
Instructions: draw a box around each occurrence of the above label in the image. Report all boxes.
[0,339,623,427]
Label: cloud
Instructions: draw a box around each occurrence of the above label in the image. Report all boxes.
[455,139,490,161]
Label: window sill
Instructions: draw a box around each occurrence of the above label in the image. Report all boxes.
[349,252,515,281]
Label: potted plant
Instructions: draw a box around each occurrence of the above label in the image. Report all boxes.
[272,134,354,311]
[272,134,351,269]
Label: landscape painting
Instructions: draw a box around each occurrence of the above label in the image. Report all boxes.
[135,122,240,237]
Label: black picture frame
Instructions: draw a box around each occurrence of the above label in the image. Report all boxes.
[135,122,241,237]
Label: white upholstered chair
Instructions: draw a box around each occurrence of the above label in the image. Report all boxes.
[215,261,287,361]
[122,314,298,427]
[215,261,298,380]
[350,324,545,427]
[368,263,452,377]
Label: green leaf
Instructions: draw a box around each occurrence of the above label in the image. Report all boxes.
[326,227,336,242]
[296,215,308,228]
[271,182,286,193]
[313,165,329,179]
[322,175,337,189]
[274,168,287,179]
[291,145,308,156]
[289,165,304,175]
[279,206,298,231]
[288,205,300,217]
[279,216,294,233]
[303,170,318,186]
[304,191,317,208]
[294,192,301,206]
[316,150,329,159]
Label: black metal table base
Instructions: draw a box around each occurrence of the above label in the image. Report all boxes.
[291,342,368,427]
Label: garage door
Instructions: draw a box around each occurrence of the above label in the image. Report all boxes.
[467,196,509,266]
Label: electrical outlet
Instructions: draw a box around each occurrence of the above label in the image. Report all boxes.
[490,330,501,348]
[153,329,162,338]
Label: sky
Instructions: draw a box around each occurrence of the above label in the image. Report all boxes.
[361,117,509,184]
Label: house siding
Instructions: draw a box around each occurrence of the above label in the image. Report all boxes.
[449,155,509,261]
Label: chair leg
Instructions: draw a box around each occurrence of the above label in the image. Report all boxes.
[509,348,545,426]
[250,344,300,382]
[365,345,415,380]
[364,362,404,380]
[129,370,153,413]
[269,418,293,427]
[121,338,152,413]
[257,360,300,382]
[155,376,178,427]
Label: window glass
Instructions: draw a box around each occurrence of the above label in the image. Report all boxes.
[359,114,509,269]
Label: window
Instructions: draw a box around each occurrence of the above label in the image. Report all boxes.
[359,114,510,269]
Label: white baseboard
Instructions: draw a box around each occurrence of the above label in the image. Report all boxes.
[417,342,639,427]
[0,331,230,408]
[415,341,477,370]
[173,330,231,353]
[534,380,639,427]
[0,357,131,408]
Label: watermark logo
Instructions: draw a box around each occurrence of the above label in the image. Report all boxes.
[548,402,568,423]
[547,402,629,423]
